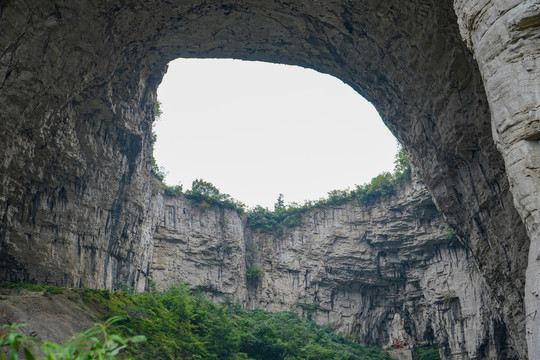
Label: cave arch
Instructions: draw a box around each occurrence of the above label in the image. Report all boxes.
[0,1,535,358]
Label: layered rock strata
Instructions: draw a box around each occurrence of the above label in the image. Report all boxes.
[0,1,536,357]
[453,1,540,355]
[151,180,516,359]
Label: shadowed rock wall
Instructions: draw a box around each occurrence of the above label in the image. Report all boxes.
[0,1,536,357]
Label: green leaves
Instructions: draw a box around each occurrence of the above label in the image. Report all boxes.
[246,265,265,283]
[150,157,166,181]
[247,145,411,235]
[0,324,38,360]
[0,317,145,360]
[184,179,246,214]
[0,282,393,360]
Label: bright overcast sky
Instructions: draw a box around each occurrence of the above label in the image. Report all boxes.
[154,58,398,209]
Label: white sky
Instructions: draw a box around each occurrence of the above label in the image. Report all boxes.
[154,58,398,209]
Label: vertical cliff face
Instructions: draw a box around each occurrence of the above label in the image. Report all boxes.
[453,1,540,354]
[0,1,536,357]
[151,194,248,300]
[150,180,516,359]
[0,2,164,290]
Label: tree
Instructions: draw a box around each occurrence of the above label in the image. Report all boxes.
[274,193,285,211]
[393,143,411,183]
[393,144,409,175]
[189,179,221,198]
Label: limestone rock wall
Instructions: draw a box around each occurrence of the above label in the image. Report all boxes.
[0,1,164,291]
[150,180,516,359]
[453,1,540,355]
[151,194,247,300]
[0,0,536,357]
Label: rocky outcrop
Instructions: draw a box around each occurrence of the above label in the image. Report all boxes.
[0,1,537,357]
[150,180,516,359]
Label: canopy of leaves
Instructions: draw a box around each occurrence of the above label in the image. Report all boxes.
[184,178,246,213]
[64,284,392,360]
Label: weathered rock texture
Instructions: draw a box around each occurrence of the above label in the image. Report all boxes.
[151,194,248,301]
[453,1,540,356]
[0,0,537,358]
[151,180,515,358]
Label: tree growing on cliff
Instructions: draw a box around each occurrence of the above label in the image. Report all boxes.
[184,179,246,213]
[274,193,285,211]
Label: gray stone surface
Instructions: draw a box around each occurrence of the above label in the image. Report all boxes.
[150,180,515,358]
[454,1,540,357]
[0,0,536,358]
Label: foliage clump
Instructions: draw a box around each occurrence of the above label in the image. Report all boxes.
[3,283,391,360]
[0,281,64,295]
[247,145,411,235]
[415,344,440,360]
[0,316,144,360]
[150,157,166,181]
[184,179,246,214]
[246,265,265,283]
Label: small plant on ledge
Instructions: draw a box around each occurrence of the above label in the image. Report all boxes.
[246,265,264,283]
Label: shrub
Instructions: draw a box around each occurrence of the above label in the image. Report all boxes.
[246,265,265,282]
[0,317,145,360]
[184,179,246,214]
[416,344,440,360]
[150,157,166,181]
[161,184,183,197]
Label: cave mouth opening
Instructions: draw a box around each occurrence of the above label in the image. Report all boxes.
[153,58,398,209]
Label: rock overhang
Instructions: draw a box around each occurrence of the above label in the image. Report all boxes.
[0,1,537,358]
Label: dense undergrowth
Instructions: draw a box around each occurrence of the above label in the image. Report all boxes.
[1,282,394,360]
[156,147,411,236]
[76,284,393,359]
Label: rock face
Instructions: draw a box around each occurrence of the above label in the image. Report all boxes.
[0,1,537,358]
[150,180,515,359]
[453,1,540,355]
[151,194,248,301]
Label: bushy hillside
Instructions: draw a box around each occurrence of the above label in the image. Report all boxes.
[1,282,392,360]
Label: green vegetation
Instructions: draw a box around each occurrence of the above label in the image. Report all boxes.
[0,281,64,295]
[245,265,265,282]
[150,157,166,182]
[161,183,183,197]
[441,291,455,306]
[0,317,144,360]
[151,145,411,236]
[1,283,392,359]
[247,145,411,235]
[415,344,440,360]
[155,100,163,119]
[184,179,246,213]
[247,204,303,237]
